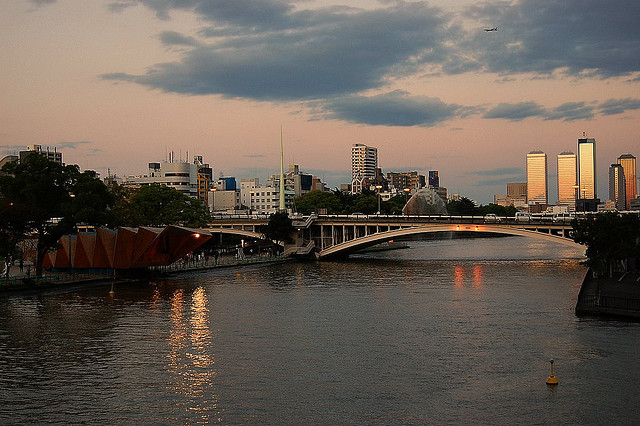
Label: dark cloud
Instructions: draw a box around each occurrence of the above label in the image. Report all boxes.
[107,2,136,13]
[159,31,201,47]
[101,0,640,126]
[318,91,463,127]
[483,102,545,121]
[467,0,640,78]
[544,102,595,121]
[102,2,455,100]
[484,97,640,122]
[598,98,640,115]
[30,0,56,5]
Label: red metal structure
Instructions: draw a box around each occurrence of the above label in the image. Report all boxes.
[43,226,211,270]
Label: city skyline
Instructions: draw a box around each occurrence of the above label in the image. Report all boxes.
[2,0,640,204]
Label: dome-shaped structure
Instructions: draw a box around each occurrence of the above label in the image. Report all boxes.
[402,188,447,215]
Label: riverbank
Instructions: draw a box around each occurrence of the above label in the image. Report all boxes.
[575,268,640,319]
[0,255,292,296]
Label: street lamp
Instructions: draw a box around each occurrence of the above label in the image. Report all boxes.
[572,184,579,212]
[404,187,411,202]
[375,184,382,214]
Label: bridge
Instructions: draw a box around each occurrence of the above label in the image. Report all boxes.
[205,214,577,259]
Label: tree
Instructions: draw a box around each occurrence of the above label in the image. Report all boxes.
[265,211,295,246]
[294,190,342,214]
[385,195,408,215]
[0,155,114,276]
[112,184,211,227]
[446,197,478,216]
[572,213,640,278]
[478,203,517,217]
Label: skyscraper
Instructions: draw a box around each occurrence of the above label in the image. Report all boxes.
[557,152,577,209]
[526,151,548,206]
[609,164,626,210]
[351,143,378,194]
[578,136,597,199]
[617,154,636,209]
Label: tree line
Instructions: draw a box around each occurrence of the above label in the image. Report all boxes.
[0,155,210,276]
[293,189,517,217]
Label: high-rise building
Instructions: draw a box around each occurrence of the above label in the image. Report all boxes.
[609,164,626,210]
[578,136,597,199]
[351,143,378,194]
[557,152,577,209]
[617,154,636,209]
[428,171,439,188]
[526,151,548,205]
[387,171,425,191]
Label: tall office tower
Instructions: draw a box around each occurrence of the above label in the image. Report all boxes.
[428,171,439,188]
[526,151,548,205]
[617,154,636,209]
[351,143,378,194]
[578,136,597,199]
[609,164,626,210]
[557,152,577,209]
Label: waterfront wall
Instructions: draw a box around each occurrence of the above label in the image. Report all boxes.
[575,268,640,319]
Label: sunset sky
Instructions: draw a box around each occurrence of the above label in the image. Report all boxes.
[2,0,639,203]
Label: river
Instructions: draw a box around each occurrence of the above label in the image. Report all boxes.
[1,236,639,424]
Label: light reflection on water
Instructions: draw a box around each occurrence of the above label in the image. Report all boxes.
[166,286,220,423]
[1,236,639,424]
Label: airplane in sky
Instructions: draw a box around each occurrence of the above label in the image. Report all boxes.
[484,27,498,31]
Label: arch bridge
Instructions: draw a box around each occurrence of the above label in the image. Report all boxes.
[293,214,577,259]
[205,214,578,259]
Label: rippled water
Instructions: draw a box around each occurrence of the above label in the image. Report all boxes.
[1,236,639,424]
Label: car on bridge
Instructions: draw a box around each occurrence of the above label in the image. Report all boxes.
[483,213,502,223]
[515,212,531,222]
[552,213,574,223]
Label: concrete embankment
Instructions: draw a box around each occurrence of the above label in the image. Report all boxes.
[575,268,640,319]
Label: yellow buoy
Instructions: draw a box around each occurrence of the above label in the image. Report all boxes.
[546,359,559,385]
[109,282,115,296]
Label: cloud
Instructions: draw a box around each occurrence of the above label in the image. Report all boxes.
[100,0,640,127]
[484,96,640,122]
[55,141,93,150]
[467,0,640,78]
[598,98,640,115]
[467,168,525,187]
[544,102,595,121]
[107,2,136,13]
[29,0,56,5]
[102,2,456,100]
[483,102,545,121]
[317,91,465,127]
[159,31,201,47]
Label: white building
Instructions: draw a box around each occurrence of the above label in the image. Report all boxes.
[125,161,198,197]
[351,143,378,194]
[208,189,241,213]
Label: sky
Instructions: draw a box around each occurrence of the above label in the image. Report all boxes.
[1,0,639,204]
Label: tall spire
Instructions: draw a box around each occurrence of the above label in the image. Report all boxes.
[279,125,285,212]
